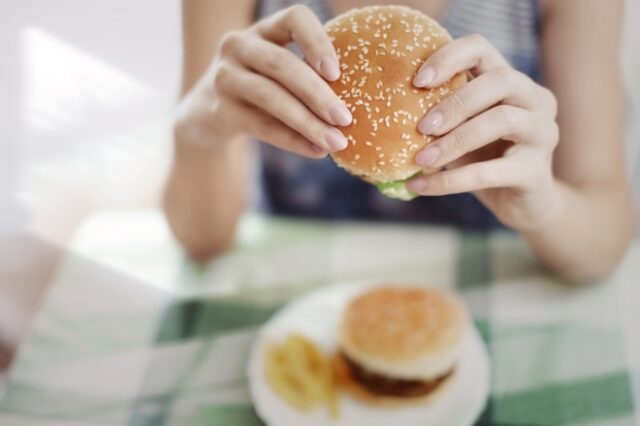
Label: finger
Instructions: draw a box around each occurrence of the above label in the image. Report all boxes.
[256,4,340,81]
[415,105,556,169]
[406,157,528,196]
[229,101,328,159]
[236,38,352,127]
[413,33,508,88]
[417,67,549,136]
[224,69,348,152]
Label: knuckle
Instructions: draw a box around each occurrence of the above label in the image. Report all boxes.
[468,33,488,46]
[447,128,468,156]
[476,167,496,187]
[297,84,316,105]
[441,171,466,192]
[315,32,330,48]
[524,157,549,188]
[309,88,330,112]
[544,87,558,117]
[494,66,516,88]
[496,105,522,133]
[209,99,229,132]
[307,116,327,140]
[440,90,467,117]
[513,71,535,97]
[219,31,242,55]
[547,120,560,148]
[446,91,467,118]
[308,33,330,54]
[253,82,275,107]
[256,113,276,136]
[286,103,320,136]
[264,47,285,71]
[213,63,232,89]
[287,4,313,21]
[435,173,452,192]
[305,80,332,110]
[306,120,329,145]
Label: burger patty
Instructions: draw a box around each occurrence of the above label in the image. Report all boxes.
[341,352,453,397]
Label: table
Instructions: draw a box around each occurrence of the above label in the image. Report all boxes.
[1,210,639,426]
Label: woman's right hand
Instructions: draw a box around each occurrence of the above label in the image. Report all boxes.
[175,4,353,158]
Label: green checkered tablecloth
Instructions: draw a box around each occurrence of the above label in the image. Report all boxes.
[1,210,639,426]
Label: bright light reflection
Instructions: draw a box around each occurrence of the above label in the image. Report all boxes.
[20,27,172,242]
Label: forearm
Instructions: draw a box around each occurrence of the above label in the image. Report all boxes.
[163,131,251,262]
[522,179,635,282]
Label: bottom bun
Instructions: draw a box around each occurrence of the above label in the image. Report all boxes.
[332,353,456,408]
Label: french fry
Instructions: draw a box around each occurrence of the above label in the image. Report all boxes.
[265,346,314,411]
[264,334,342,420]
[327,354,341,419]
[284,336,323,405]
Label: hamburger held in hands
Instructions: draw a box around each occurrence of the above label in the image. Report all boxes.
[325,5,467,200]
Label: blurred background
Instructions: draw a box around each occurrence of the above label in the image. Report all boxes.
[0,0,639,391]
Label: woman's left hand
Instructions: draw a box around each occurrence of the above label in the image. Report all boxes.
[407,34,561,231]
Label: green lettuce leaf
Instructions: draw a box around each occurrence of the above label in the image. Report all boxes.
[376,180,417,201]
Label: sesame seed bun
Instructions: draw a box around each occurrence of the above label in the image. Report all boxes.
[339,287,469,382]
[325,6,467,197]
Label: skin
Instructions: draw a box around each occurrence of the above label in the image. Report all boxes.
[164,0,635,281]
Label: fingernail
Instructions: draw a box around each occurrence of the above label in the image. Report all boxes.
[415,145,441,167]
[413,66,435,87]
[325,127,348,151]
[418,111,443,134]
[320,56,340,81]
[328,101,352,126]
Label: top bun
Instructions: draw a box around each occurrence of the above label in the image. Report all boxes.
[325,6,466,187]
[340,286,468,381]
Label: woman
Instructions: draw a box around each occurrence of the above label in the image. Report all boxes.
[164,0,634,281]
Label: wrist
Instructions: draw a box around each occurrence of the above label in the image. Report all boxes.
[173,84,236,151]
[173,128,238,169]
[517,178,566,234]
[174,112,228,149]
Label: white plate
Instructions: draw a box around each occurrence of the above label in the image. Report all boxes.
[247,282,490,426]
